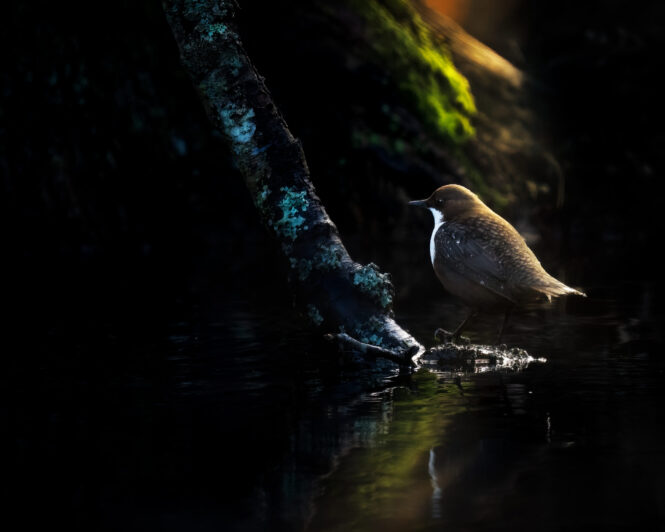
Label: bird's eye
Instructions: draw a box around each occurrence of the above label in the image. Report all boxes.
[436,198,444,206]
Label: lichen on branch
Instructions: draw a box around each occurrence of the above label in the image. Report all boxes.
[353,263,394,310]
[273,186,309,241]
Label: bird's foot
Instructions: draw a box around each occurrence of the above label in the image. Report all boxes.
[434,328,470,345]
[434,328,454,344]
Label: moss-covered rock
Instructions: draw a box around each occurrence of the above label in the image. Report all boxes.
[347,0,476,144]
[236,0,557,229]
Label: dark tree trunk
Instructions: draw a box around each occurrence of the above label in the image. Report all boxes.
[162,0,422,364]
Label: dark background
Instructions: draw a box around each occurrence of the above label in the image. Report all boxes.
[3,1,664,309]
[3,0,665,529]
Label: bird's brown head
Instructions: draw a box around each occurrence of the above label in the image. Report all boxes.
[408,184,483,221]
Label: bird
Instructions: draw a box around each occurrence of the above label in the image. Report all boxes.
[408,184,585,343]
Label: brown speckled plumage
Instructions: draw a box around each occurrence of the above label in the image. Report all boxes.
[409,184,585,341]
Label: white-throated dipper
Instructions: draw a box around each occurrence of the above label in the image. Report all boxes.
[409,184,585,342]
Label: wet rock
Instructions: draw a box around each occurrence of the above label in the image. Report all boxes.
[418,343,543,372]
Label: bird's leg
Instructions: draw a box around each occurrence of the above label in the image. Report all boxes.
[434,328,452,343]
[495,305,514,345]
[453,310,477,341]
[435,311,477,344]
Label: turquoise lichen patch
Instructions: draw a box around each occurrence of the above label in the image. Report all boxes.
[202,77,257,154]
[273,187,309,241]
[313,243,343,271]
[352,315,386,346]
[183,0,213,23]
[255,184,271,214]
[280,242,294,256]
[289,257,313,281]
[182,0,232,24]
[307,304,324,326]
[251,144,271,156]
[353,263,394,309]
[226,54,243,77]
[203,23,228,42]
[218,107,256,153]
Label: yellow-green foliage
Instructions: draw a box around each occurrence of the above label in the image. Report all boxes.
[352,0,476,144]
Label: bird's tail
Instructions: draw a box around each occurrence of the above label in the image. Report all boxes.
[535,276,586,302]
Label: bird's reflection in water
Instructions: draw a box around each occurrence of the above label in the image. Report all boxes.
[308,369,556,531]
[428,448,442,519]
[308,372,473,531]
[21,281,661,531]
[308,282,664,531]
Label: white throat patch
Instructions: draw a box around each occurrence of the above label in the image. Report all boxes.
[429,208,445,264]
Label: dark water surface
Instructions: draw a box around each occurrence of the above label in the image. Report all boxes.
[312,283,665,531]
[8,272,665,530]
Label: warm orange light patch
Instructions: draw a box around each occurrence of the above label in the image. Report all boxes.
[423,0,470,24]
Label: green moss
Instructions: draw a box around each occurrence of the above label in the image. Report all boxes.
[456,149,510,210]
[348,0,476,144]
[273,186,309,241]
[353,263,393,309]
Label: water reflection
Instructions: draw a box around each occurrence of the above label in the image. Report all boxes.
[308,371,469,531]
[10,281,664,530]
[428,447,442,519]
[305,282,665,531]
[418,342,546,373]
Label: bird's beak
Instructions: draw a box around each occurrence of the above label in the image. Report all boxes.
[408,199,428,208]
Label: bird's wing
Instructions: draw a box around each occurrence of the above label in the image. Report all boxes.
[434,219,518,303]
